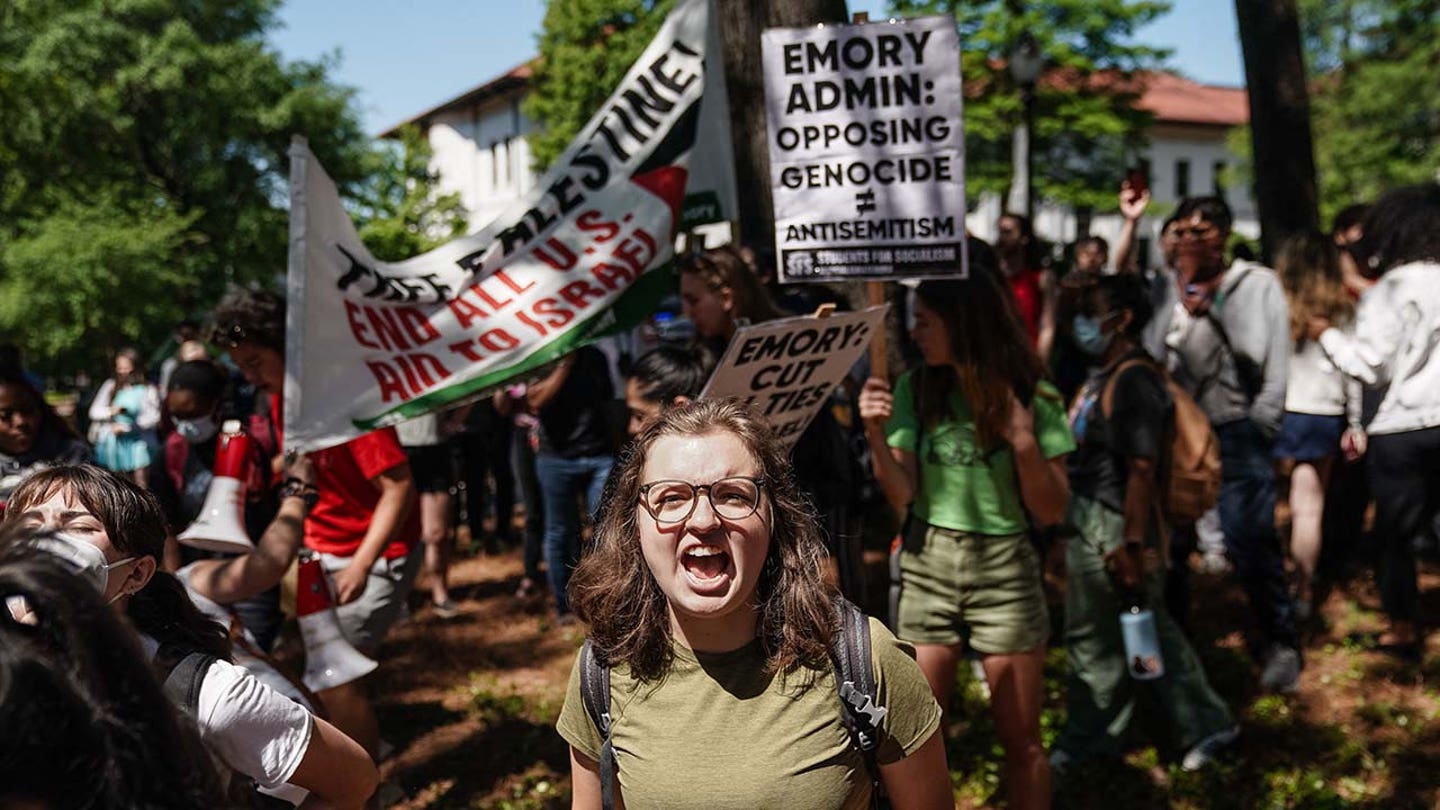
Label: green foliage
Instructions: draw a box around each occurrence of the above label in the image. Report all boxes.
[354,126,468,262]
[1297,0,1440,223]
[0,0,372,374]
[888,0,1172,211]
[523,0,675,171]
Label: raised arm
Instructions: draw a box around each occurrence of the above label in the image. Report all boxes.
[185,454,314,605]
[526,355,576,411]
[1113,183,1150,275]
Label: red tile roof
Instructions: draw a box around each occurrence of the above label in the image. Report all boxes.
[379,61,535,138]
[1136,72,1248,127]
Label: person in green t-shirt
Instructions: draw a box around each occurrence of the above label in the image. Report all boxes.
[860,251,1075,810]
[558,399,951,809]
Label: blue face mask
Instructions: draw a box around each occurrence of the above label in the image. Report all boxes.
[1072,313,1115,357]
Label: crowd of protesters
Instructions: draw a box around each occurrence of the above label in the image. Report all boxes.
[1,178,1437,809]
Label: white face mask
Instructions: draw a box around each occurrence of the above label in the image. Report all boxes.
[174,414,220,444]
[30,533,137,598]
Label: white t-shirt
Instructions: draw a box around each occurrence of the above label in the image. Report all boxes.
[395,412,442,447]
[1285,331,1360,419]
[175,565,312,708]
[139,633,313,792]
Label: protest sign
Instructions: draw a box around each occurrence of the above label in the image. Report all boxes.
[284,0,713,453]
[762,16,966,283]
[700,306,887,444]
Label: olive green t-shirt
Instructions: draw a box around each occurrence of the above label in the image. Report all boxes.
[556,618,942,810]
[885,372,1076,535]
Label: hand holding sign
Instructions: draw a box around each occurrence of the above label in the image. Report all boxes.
[857,377,894,436]
[701,306,887,445]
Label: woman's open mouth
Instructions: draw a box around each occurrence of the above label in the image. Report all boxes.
[681,545,732,590]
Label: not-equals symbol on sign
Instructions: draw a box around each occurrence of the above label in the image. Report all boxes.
[854,189,876,215]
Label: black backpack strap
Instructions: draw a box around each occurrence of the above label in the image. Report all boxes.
[831,599,888,807]
[578,639,617,810]
[155,641,215,720]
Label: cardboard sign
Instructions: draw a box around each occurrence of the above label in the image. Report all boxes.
[762,16,967,283]
[700,306,886,444]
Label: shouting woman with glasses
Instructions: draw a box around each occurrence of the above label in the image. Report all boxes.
[558,399,951,810]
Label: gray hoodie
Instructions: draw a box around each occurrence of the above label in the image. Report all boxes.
[1143,260,1290,435]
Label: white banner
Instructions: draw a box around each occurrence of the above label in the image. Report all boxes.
[700,306,886,445]
[762,16,967,282]
[284,0,713,453]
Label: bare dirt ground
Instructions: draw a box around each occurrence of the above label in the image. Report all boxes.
[366,542,1440,809]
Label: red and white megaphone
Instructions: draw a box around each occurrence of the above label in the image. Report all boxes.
[297,551,378,691]
[178,420,255,554]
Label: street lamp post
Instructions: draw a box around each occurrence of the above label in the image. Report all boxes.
[1008,31,1043,224]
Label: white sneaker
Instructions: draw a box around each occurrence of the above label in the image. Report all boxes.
[1181,725,1239,771]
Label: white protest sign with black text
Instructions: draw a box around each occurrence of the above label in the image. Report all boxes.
[762,16,966,282]
[700,306,886,445]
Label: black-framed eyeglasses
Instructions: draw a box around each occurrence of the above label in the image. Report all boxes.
[638,477,765,525]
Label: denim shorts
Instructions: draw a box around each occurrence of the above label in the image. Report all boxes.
[893,521,1050,653]
[1273,412,1345,462]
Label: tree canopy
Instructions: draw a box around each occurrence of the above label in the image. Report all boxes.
[1299,0,1439,221]
[354,126,468,263]
[523,0,676,171]
[888,0,1171,212]
[0,0,373,375]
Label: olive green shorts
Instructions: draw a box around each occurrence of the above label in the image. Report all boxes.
[893,521,1050,654]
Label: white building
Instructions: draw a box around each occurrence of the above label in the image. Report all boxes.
[383,64,1254,271]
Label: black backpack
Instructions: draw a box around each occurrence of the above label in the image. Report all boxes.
[155,643,294,810]
[578,599,890,810]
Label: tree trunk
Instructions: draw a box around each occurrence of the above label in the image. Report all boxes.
[1234,0,1320,262]
[715,0,848,249]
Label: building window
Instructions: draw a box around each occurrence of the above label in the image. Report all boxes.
[490,141,501,189]
[1213,161,1227,194]
[503,136,514,186]
[1175,159,1191,199]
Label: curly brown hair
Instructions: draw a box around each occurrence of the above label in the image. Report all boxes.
[569,399,837,682]
[208,287,286,351]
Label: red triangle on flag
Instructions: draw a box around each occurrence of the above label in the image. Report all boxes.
[630,166,689,233]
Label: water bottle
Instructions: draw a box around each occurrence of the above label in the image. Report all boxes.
[1120,600,1165,681]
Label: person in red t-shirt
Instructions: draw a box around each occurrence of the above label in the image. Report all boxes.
[211,289,419,762]
[997,212,1059,361]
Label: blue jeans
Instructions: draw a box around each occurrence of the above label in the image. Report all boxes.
[535,454,614,614]
[1215,419,1298,651]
